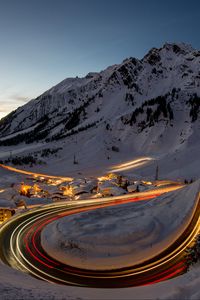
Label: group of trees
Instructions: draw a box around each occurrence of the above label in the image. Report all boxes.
[185,234,200,269]
[125,93,135,106]
[122,94,174,129]
[184,178,194,184]
[50,120,100,141]
[0,116,50,146]
[0,94,98,145]
[65,121,99,137]
[105,122,111,131]
[0,147,62,166]
[0,155,44,166]
[48,95,97,141]
[111,146,119,152]
[40,147,62,157]
[122,91,199,130]
[64,109,82,131]
[187,93,200,122]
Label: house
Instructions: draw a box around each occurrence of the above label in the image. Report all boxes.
[0,198,16,223]
[98,181,127,196]
[51,192,70,202]
[0,208,15,223]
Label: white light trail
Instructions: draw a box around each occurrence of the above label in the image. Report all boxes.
[110,157,154,172]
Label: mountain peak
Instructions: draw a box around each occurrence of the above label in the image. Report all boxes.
[162,42,195,53]
[141,42,196,66]
[0,42,199,180]
[0,42,199,145]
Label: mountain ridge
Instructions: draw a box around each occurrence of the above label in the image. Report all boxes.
[0,42,199,179]
[0,42,199,141]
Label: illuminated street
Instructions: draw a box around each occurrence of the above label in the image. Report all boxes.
[0,177,199,288]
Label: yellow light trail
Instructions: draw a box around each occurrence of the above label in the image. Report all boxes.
[0,164,73,181]
[0,183,199,289]
[110,157,154,172]
[7,190,200,281]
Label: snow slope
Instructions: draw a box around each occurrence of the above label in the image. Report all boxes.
[1,260,200,300]
[0,43,199,179]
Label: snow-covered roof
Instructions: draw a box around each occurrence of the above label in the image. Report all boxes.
[0,198,16,209]
[23,197,53,206]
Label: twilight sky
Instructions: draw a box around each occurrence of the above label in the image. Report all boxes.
[0,0,200,119]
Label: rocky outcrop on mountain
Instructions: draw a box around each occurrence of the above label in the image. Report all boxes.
[0,42,199,147]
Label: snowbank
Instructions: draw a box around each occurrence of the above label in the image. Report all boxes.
[77,265,200,300]
[41,180,200,270]
[1,258,200,299]
[23,197,53,207]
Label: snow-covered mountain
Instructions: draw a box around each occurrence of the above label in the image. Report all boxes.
[0,42,200,179]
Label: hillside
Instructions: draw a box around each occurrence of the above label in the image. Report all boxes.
[0,43,199,179]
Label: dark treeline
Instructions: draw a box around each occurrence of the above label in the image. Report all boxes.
[122,94,174,129]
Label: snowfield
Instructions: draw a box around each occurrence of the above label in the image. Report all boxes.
[41,181,200,270]
[1,260,200,300]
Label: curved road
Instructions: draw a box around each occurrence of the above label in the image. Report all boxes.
[1,187,200,288]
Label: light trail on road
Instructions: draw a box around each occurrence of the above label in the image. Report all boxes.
[110,157,154,172]
[0,163,73,181]
[0,185,199,288]
[0,162,193,287]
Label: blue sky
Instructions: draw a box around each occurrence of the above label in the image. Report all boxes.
[0,0,200,118]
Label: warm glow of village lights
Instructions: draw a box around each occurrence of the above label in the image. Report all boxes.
[19,183,42,197]
[142,181,153,185]
[62,186,73,197]
[97,176,110,181]
[20,184,32,196]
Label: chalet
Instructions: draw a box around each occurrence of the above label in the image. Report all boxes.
[0,198,16,223]
[0,208,15,223]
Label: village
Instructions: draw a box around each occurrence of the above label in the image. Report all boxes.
[0,171,172,224]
